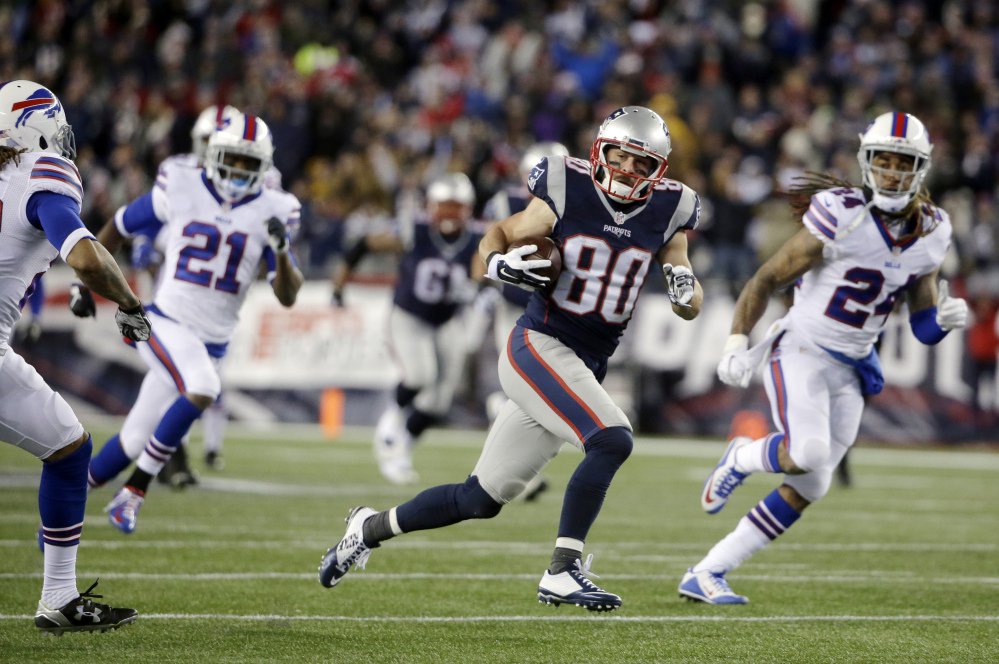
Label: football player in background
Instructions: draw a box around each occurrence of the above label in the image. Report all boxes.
[142,104,282,482]
[681,112,968,605]
[83,111,304,534]
[331,172,484,485]
[0,80,148,633]
[319,106,703,612]
[468,141,571,502]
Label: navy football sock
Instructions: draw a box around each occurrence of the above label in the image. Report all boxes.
[557,426,633,542]
[392,476,501,537]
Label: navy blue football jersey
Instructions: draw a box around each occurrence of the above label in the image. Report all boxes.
[393,216,483,325]
[483,184,533,308]
[519,155,700,360]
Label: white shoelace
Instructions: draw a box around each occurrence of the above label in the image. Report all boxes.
[570,554,601,589]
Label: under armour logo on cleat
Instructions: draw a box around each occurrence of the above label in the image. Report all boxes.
[75,605,103,623]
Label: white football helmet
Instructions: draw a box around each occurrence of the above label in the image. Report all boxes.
[191,104,240,160]
[0,80,75,159]
[427,172,475,234]
[204,112,274,201]
[519,141,570,183]
[857,112,932,213]
[590,106,671,203]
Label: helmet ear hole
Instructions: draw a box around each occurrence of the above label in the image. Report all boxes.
[38,137,48,150]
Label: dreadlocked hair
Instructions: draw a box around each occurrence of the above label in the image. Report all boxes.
[784,171,940,237]
[0,146,27,170]
[785,172,857,218]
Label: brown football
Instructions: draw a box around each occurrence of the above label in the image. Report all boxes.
[507,236,562,286]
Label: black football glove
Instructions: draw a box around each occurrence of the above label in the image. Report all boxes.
[69,283,96,318]
[485,246,551,291]
[266,217,289,255]
[115,304,151,342]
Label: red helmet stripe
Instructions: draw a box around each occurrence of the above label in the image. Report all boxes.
[11,97,54,111]
[243,115,257,140]
[891,112,908,138]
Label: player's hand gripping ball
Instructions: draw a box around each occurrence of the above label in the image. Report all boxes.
[505,236,561,290]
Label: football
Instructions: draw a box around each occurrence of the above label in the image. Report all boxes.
[508,236,562,287]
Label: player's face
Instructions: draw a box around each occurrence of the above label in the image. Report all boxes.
[222,153,262,172]
[604,147,656,186]
[870,151,917,194]
[430,200,470,234]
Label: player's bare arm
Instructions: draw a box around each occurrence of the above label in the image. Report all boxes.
[65,237,142,310]
[271,253,304,307]
[905,269,940,314]
[478,197,556,264]
[730,228,824,335]
[657,231,703,320]
[96,217,127,254]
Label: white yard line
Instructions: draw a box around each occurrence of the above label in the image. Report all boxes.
[1,611,997,623]
[2,571,997,584]
[0,538,995,552]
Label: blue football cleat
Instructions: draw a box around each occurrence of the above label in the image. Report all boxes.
[104,487,144,534]
[678,568,748,605]
[701,436,751,514]
[537,554,622,612]
[318,506,377,588]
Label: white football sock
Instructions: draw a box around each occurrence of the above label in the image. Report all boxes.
[41,544,79,609]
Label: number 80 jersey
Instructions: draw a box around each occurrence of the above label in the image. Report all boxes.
[114,158,301,344]
[520,155,701,361]
[790,187,951,358]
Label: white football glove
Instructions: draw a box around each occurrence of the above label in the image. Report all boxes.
[485,245,551,291]
[935,279,968,331]
[716,334,753,388]
[663,263,695,307]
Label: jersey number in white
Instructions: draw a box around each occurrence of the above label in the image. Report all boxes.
[551,235,652,323]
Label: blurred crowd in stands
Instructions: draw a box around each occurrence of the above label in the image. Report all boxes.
[4,0,998,393]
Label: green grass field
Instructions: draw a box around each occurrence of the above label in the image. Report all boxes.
[1,423,997,663]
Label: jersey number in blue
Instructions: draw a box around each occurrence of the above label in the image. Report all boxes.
[825,268,916,328]
[175,222,248,293]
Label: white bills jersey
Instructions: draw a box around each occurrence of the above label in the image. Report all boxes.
[114,158,300,344]
[789,186,951,358]
[0,152,93,346]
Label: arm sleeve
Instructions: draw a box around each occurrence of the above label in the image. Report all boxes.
[26,191,95,261]
[115,191,165,239]
[909,306,948,345]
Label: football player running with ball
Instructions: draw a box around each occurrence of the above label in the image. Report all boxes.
[319,106,703,612]
[679,112,968,605]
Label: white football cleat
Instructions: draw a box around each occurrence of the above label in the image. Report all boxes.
[537,554,622,612]
[678,568,748,605]
[701,436,751,514]
[318,506,378,588]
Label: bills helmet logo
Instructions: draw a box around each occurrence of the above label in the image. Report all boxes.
[11,88,61,128]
